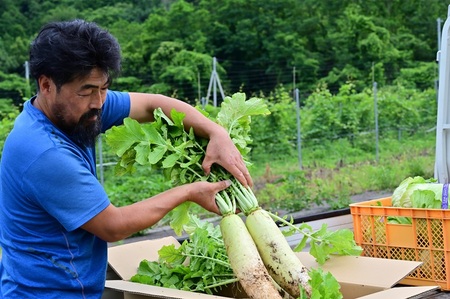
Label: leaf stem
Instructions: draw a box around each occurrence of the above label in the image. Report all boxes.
[268,212,315,239]
[230,181,257,214]
[203,278,240,290]
[182,253,231,268]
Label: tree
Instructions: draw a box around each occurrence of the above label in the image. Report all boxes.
[0,0,446,104]
[0,71,30,106]
[324,4,403,89]
[149,42,221,103]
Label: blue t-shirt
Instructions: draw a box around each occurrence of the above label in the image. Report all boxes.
[0,90,130,298]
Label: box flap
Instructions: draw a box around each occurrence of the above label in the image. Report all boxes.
[105,280,233,299]
[108,237,181,280]
[338,283,385,299]
[357,286,439,299]
[296,252,422,288]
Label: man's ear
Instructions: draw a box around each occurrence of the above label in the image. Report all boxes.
[37,75,53,96]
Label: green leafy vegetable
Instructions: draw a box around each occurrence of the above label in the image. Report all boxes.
[130,215,237,294]
[390,176,446,224]
[106,93,270,234]
[271,214,363,265]
[391,176,443,208]
[308,268,343,299]
[216,93,272,156]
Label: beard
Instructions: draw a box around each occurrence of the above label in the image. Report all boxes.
[69,109,102,147]
[51,101,103,148]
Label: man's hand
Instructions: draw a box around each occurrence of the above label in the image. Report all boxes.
[187,180,232,215]
[202,130,253,188]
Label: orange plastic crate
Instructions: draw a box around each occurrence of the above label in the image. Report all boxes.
[350,197,450,290]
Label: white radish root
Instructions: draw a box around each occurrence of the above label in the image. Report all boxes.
[246,208,312,298]
[220,213,283,299]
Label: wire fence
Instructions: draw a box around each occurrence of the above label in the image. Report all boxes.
[95,121,437,187]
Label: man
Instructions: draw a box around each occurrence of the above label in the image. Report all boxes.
[0,19,252,298]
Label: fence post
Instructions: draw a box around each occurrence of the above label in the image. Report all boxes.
[295,88,302,170]
[97,135,104,185]
[373,82,379,163]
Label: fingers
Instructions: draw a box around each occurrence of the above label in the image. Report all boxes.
[222,156,253,187]
[232,163,253,188]
[202,156,253,188]
[189,180,232,216]
[202,134,254,188]
[221,179,232,190]
[202,156,212,176]
[226,165,251,187]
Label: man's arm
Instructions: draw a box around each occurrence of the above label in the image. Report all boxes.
[81,180,231,242]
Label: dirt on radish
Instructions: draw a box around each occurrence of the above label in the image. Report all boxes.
[220,214,283,299]
[246,208,312,298]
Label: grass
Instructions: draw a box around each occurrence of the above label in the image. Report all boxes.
[249,130,436,211]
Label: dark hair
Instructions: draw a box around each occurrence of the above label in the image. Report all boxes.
[29,19,121,91]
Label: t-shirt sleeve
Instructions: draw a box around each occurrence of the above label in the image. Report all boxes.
[22,147,110,232]
[101,90,131,132]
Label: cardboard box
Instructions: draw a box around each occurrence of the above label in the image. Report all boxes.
[103,236,439,299]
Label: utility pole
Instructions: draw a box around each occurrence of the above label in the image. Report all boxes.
[205,57,225,107]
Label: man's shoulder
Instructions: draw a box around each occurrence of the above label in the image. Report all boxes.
[4,115,79,168]
[101,90,131,130]
[106,90,130,100]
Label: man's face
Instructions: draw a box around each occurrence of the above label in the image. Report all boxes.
[48,68,109,146]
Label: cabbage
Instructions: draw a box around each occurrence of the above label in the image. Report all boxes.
[391,176,444,209]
